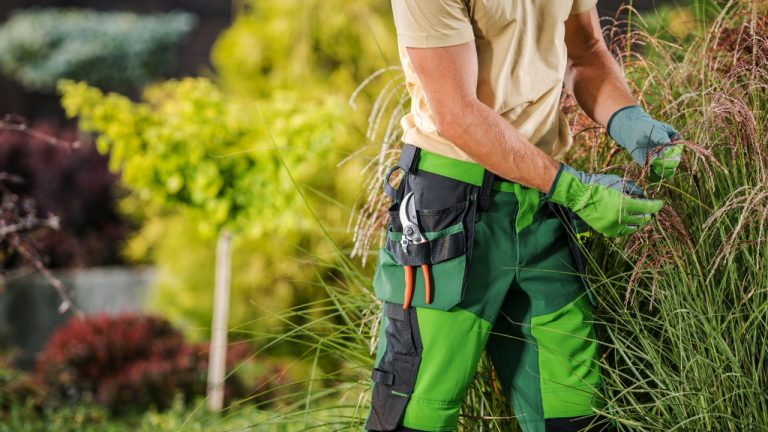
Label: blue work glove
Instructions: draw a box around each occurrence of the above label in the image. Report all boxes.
[607,105,683,181]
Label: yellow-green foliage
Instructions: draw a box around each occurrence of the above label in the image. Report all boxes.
[211,0,396,97]
[61,78,355,236]
[59,77,367,338]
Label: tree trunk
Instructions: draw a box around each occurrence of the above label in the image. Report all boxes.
[206,229,232,412]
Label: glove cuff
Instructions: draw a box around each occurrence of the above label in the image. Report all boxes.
[544,164,588,210]
[543,162,566,201]
[606,105,644,140]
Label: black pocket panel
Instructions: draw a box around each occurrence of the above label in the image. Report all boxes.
[366,303,424,431]
[407,170,475,209]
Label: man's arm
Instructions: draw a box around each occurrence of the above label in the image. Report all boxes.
[565,7,683,181]
[406,43,558,193]
[407,40,663,237]
[564,7,636,126]
[565,8,637,126]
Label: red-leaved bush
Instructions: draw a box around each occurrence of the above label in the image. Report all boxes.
[36,314,272,414]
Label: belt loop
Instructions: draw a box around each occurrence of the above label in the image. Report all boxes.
[383,144,421,204]
[398,144,421,174]
[478,169,495,211]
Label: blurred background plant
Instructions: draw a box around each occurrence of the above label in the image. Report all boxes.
[0,120,127,269]
[55,0,397,348]
[212,0,396,98]
[0,2,207,376]
[0,9,196,93]
[46,0,397,420]
[0,120,85,350]
[58,76,361,344]
[36,314,295,413]
[0,312,302,429]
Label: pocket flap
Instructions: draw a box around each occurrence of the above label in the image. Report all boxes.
[385,223,466,266]
[386,232,466,266]
[371,368,394,386]
[373,241,467,311]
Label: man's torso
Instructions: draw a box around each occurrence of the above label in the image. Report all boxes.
[394,0,597,162]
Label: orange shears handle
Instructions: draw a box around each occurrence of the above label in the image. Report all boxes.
[421,264,432,305]
[402,264,432,310]
[403,266,414,310]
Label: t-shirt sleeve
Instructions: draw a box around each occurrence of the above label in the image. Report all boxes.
[391,0,474,48]
[570,0,598,14]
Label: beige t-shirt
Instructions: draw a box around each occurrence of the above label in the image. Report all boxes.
[392,0,598,162]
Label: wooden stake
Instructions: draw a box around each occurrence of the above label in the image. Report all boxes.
[207,229,232,412]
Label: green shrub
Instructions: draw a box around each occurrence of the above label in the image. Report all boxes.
[0,9,196,92]
[1,403,120,432]
[0,363,45,416]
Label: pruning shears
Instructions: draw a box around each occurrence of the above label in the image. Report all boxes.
[399,191,432,309]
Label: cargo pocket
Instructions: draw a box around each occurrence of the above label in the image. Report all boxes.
[366,303,423,431]
[372,196,475,311]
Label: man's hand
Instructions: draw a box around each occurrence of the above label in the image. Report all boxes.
[608,105,683,180]
[546,163,663,237]
[564,9,683,181]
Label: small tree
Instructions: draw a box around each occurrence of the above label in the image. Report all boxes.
[59,77,353,410]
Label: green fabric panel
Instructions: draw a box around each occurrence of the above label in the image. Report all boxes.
[372,247,466,311]
[530,295,601,419]
[418,150,485,186]
[492,180,519,192]
[485,291,546,432]
[456,190,519,323]
[511,183,540,233]
[516,215,586,316]
[417,148,521,193]
[386,222,464,242]
[402,307,492,431]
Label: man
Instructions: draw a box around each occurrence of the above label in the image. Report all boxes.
[366,1,682,431]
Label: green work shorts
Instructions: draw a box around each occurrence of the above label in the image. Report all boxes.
[365,147,602,432]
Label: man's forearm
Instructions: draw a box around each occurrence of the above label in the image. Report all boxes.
[563,8,637,126]
[437,99,559,193]
[565,46,637,126]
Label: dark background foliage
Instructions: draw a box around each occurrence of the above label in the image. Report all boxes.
[0,124,126,268]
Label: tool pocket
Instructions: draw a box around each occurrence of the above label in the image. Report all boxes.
[365,303,422,431]
[372,170,478,311]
